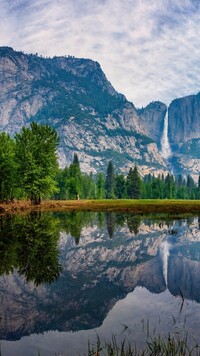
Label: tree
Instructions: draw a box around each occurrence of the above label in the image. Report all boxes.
[105,161,115,199]
[0,132,16,202]
[67,154,82,199]
[126,165,141,199]
[15,122,60,204]
[54,167,70,200]
[96,173,105,199]
[115,174,126,198]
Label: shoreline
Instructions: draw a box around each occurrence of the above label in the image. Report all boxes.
[1,199,200,214]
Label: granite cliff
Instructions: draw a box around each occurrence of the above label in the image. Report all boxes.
[166,93,200,178]
[0,46,200,177]
[0,46,167,175]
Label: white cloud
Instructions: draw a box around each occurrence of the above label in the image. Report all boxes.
[0,0,200,107]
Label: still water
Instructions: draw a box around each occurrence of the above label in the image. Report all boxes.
[0,212,200,355]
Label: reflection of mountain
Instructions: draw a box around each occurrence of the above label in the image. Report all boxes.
[168,251,200,303]
[0,215,200,341]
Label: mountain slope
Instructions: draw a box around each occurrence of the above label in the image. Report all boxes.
[0,47,167,175]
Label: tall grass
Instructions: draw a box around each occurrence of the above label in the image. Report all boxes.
[86,333,200,355]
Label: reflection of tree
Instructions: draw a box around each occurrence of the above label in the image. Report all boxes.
[106,213,116,239]
[57,212,96,245]
[0,212,61,285]
[126,215,141,235]
[187,216,195,227]
[115,213,126,227]
[97,212,105,229]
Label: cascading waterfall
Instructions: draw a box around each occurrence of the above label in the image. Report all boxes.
[160,241,170,287]
[161,110,171,159]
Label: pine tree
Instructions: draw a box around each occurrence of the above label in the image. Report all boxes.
[115,174,126,198]
[126,165,141,199]
[105,161,115,199]
[67,154,82,199]
[97,173,105,199]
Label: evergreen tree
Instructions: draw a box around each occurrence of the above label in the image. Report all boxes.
[67,154,82,199]
[126,165,141,199]
[115,174,126,198]
[105,161,115,199]
[96,173,105,199]
[164,174,176,199]
[197,175,200,199]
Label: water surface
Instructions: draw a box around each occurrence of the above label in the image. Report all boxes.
[0,212,200,355]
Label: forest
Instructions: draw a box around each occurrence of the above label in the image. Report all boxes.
[0,123,200,204]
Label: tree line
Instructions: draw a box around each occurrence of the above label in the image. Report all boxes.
[56,156,200,200]
[0,123,200,203]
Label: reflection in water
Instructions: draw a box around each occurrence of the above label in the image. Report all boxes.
[0,212,62,285]
[126,215,141,235]
[160,241,170,287]
[0,212,200,354]
[106,212,115,238]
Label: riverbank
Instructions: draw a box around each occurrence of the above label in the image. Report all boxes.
[1,199,200,214]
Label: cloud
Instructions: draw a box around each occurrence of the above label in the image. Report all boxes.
[0,0,200,107]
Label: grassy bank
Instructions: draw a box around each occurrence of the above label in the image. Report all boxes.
[1,199,200,214]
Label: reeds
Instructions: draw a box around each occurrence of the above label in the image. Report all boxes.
[86,333,200,355]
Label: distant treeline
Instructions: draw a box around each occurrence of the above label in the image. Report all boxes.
[56,156,200,200]
[0,123,199,203]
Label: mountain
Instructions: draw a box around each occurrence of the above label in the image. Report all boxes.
[0,46,167,175]
[167,93,200,178]
[0,46,200,178]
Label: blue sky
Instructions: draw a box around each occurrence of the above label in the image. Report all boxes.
[1,0,200,107]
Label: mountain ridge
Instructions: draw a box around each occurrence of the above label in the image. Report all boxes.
[0,46,200,178]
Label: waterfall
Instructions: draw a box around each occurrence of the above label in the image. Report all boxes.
[160,241,170,288]
[161,110,171,159]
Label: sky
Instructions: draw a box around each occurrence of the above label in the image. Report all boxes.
[1,0,200,107]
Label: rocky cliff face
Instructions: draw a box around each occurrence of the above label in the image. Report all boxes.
[0,47,167,175]
[137,101,167,148]
[1,46,200,178]
[166,93,200,179]
[168,93,200,150]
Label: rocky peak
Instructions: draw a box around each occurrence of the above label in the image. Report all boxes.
[0,47,168,175]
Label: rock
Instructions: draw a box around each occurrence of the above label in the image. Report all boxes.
[0,47,167,176]
[168,92,200,150]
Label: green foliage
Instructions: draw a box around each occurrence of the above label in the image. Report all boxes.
[96,173,105,199]
[115,174,126,198]
[126,166,141,199]
[55,159,200,201]
[0,132,16,201]
[105,161,115,199]
[15,122,60,204]
[0,212,61,285]
[0,122,198,204]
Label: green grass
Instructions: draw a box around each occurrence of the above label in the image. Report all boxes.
[2,199,200,215]
[47,199,200,214]
[86,333,200,355]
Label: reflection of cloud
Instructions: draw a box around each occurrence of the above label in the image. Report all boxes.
[0,0,200,106]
